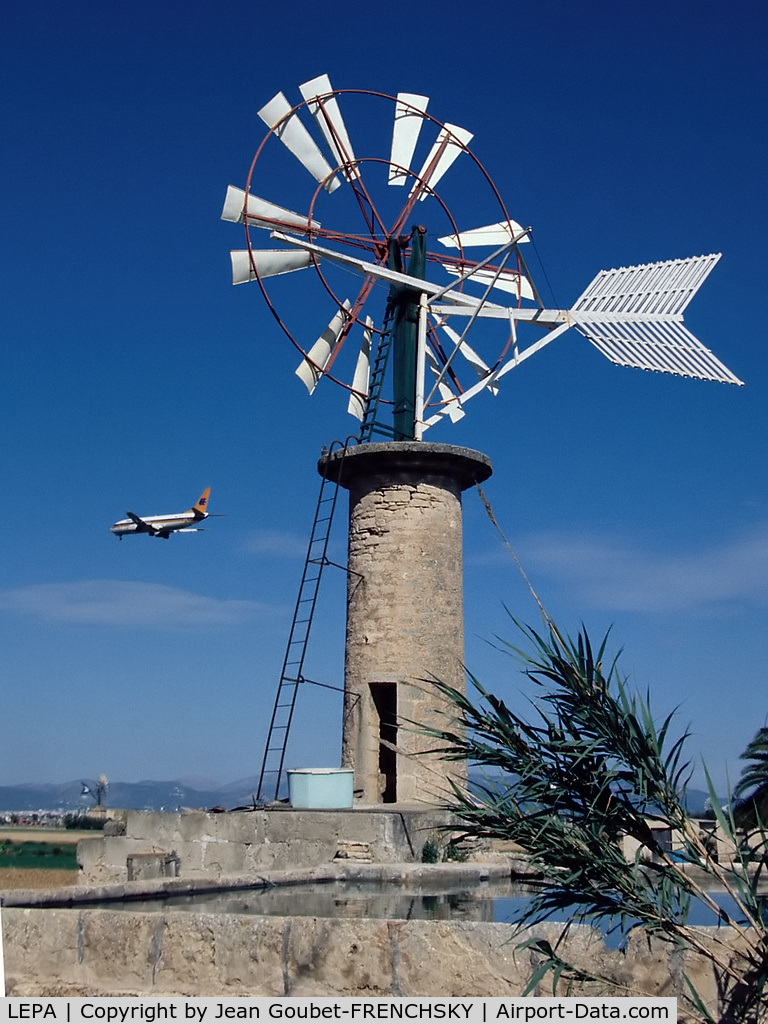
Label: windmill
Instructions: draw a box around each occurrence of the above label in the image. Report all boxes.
[222,77,742,805]
[223,75,741,446]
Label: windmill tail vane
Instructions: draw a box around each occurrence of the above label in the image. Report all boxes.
[222,75,743,442]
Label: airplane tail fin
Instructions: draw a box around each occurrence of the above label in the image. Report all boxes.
[192,488,211,516]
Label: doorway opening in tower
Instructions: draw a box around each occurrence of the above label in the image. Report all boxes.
[371,682,397,803]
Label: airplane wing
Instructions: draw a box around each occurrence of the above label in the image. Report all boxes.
[126,511,159,535]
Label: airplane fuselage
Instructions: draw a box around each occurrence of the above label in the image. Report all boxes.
[110,511,205,538]
[110,488,212,539]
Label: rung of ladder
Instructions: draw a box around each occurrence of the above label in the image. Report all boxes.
[255,438,353,804]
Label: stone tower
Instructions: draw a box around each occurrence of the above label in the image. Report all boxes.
[320,441,492,805]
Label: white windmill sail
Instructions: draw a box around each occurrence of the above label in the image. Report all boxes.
[348,316,373,420]
[221,186,320,234]
[258,91,341,193]
[389,93,429,186]
[439,323,499,395]
[296,300,352,394]
[230,249,313,285]
[299,74,359,182]
[441,263,535,301]
[438,219,529,249]
[571,254,743,385]
[425,348,465,422]
[410,123,473,200]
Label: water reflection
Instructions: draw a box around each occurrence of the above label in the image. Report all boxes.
[83,879,531,922]
[76,880,747,935]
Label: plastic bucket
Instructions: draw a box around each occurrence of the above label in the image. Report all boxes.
[287,768,354,809]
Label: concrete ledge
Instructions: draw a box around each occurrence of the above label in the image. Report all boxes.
[0,861,527,908]
[319,442,493,490]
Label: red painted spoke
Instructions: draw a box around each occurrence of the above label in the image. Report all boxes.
[324,276,378,374]
[311,97,388,241]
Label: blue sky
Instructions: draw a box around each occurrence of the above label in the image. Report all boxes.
[2,1,766,794]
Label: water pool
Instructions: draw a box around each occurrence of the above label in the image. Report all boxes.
[70,877,749,936]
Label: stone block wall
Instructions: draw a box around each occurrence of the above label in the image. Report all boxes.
[321,442,492,806]
[1,907,727,1008]
[344,474,467,804]
[77,808,456,886]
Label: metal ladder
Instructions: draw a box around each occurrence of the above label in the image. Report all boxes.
[255,438,352,804]
[358,309,396,443]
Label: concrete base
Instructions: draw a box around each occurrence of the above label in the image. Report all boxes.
[76,807,459,886]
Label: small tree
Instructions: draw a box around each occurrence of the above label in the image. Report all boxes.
[735,728,768,832]
[423,614,768,1023]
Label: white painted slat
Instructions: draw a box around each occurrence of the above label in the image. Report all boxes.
[299,74,359,183]
[258,91,341,193]
[348,316,373,420]
[389,93,429,186]
[437,220,529,249]
[573,255,721,317]
[230,249,313,285]
[441,263,535,301]
[296,300,352,394]
[575,317,743,385]
[410,123,473,201]
[221,186,320,233]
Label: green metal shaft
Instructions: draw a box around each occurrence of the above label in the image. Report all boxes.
[390,226,426,441]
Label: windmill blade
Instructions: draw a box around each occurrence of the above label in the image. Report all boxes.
[573,253,721,317]
[439,323,499,395]
[425,349,465,422]
[389,93,429,186]
[299,74,359,183]
[441,263,535,301]
[296,300,352,394]
[221,186,320,234]
[230,249,313,285]
[438,219,529,249]
[271,230,507,309]
[258,91,341,193]
[348,316,373,420]
[410,123,473,201]
[573,318,743,385]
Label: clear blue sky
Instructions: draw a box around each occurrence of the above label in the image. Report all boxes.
[2,0,766,794]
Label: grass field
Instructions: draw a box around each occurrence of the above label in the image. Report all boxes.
[0,828,84,888]
[0,867,78,889]
[1,839,77,869]
[0,828,85,844]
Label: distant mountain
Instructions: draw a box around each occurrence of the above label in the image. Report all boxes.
[468,769,719,818]
[0,777,718,816]
[0,777,268,814]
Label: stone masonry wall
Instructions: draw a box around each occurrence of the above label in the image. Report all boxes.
[322,443,492,807]
[2,908,727,1008]
[345,474,466,804]
[76,809,456,886]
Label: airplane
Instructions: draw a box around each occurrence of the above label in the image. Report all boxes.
[110,488,215,539]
